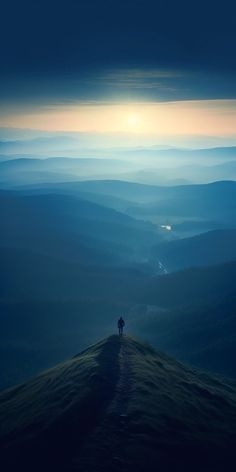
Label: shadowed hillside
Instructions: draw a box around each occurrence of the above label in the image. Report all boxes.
[1,336,236,472]
[1,257,236,390]
[128,296,236,378]
[14,179,236,232]
[141,260,236,307]
[152,229,236,272]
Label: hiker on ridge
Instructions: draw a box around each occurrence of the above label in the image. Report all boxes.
[118,316,125,336]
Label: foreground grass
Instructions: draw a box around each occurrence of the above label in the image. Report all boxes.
[0,335,236,471]
[122,337,236,470]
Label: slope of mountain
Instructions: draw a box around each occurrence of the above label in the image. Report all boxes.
[0,299,128,390]
[1,336,236,472]
[141,260,236,307]
[127,180,236,221]
[128,296,236,378]
[1,252,236,390]
[0,192,157,262]
[12,179,236,238]
[39,179,236,224]
[152,229,236,271]
[0,246,145,301]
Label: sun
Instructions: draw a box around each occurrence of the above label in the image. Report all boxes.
[126,114,140,128]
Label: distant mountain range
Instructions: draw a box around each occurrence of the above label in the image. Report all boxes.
[0,157,136,186]
[1,146,236,186]
[1,138,236,161]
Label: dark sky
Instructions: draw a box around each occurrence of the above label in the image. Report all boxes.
[1,0,236,103]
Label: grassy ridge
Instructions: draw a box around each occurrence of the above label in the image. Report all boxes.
[1,336,236,471]
[0,336,121,469]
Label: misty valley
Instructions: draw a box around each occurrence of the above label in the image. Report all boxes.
[1,139,236,390]
[1,138,236,472]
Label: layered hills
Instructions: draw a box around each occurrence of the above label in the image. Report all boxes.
[1,336,236,472]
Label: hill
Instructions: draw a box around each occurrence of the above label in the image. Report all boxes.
[126,180,236,222]
[0,246,145,301]
[0,192,157,263]
[152,229,236,271]
[4,179,236,236]
[1,258,236,389]
[0,299,128,390]
[128,296,236,378]
[141,260,236,307]
[0,336,236,471]
[27,179,236,226]
[0,157,135,186]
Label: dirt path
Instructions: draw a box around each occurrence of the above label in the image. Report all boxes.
[73,336,133,472]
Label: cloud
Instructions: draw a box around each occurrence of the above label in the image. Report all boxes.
[1,68,236,113]
[93,69,183,92]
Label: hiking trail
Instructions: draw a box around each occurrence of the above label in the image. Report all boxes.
[75,336,133,471]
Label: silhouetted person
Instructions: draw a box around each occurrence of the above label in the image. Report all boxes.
[118,316,125,336]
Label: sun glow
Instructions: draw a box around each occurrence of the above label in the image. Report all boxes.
[1,100,236,138]
[126,114,140,128]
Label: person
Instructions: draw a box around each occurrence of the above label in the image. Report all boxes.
[118,316,125,336]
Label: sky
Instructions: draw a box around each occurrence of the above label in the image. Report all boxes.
[1,0,236,146]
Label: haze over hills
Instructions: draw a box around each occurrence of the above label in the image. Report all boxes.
[32,179,236,238]
[38,178,236,218]
[1,142,236,186]
[10,178,236,228]
[0,139,236,391]
[0,157,136,186]
[1,336,236,472]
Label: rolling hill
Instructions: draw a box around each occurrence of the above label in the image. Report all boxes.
[1,336,236,472]
[128,296,236,378]
[0,299,129,391]
[1,257,236,389]
[141,260,236,307]
[152,229,236,271]
[25,179,236,225]
[0,157,136,186]
[0,246,145,301]
[0,191,157,263]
